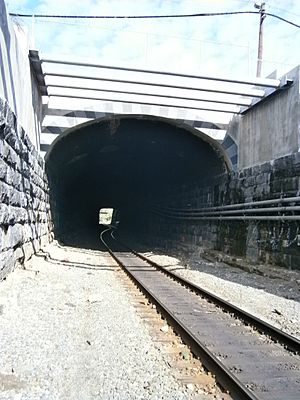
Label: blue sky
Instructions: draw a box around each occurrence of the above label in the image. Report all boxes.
[6,0,300,78]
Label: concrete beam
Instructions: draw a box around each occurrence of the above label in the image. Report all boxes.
[43,106,229,130]
[29,50,48,96]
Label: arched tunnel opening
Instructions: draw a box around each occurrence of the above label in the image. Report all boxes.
[45,116,229,250]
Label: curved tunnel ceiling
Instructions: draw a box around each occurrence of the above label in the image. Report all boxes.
[45,115,229,245]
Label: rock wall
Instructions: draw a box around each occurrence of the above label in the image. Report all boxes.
[144,152,300,270]
[0,99,52,279]
[220,153,300,268]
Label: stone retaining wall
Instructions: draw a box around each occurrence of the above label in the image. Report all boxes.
[144,152,300,270]
[0,98,52,279]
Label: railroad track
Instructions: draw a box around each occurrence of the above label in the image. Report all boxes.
[100,227,300,400]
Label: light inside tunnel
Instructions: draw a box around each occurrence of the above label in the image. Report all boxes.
[45,115,229,248]
[99,208,114,225]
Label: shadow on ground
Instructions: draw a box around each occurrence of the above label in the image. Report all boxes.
[51,226,300,304]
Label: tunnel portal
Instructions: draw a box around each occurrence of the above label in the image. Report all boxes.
[45,115,228,248]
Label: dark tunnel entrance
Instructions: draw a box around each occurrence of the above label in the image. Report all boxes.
[45,115,229,249]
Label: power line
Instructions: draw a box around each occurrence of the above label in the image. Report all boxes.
[9,10,300,28]
[266,12,300,29]
[9,11,259,19]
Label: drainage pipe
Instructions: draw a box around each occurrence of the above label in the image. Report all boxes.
[151,211,300,221]
[157,196,300,213]
[153,205,300,217]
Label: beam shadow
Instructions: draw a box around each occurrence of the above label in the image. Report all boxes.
[35,252,116,271]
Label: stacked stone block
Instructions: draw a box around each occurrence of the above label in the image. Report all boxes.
[227,154,300,269]
[143,154,300,269]
[0,98,52,279]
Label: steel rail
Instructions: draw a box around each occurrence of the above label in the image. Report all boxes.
[47,83,252,107]
[44,71,265,98]
[40,56,281,88]
[142,255,300,353]
[111,231,300,354]
[100,228,260,400]
[48,93,239,114]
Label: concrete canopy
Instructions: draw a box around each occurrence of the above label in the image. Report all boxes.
[45,115,229,247]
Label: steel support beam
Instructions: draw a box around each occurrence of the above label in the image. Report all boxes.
[48,93,240,114]
[44,71,265,98]
[47,83,252,107]
[38,55,281,88]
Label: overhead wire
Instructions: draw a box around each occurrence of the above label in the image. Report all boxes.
[14,15,252,49]
[9,10,300,29]
[9,11,260,19]
[265,12,300,29]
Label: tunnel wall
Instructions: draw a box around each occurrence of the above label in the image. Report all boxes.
[143,151,300,270]
[0,99,52,279]
[45,115,229,248]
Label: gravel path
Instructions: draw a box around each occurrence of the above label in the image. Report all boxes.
[141,250,300,340]
[2,238,298,399]
[0,243,203,400]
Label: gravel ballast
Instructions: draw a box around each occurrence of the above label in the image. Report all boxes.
[0,243,204,400]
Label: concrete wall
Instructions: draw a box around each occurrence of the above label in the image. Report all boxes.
[233,66,300,169]
[0,0,42,149]
[0,1,52,278]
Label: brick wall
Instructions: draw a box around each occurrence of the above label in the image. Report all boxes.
[0,98,52,279]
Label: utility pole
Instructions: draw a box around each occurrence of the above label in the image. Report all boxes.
[255,2,266,77]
